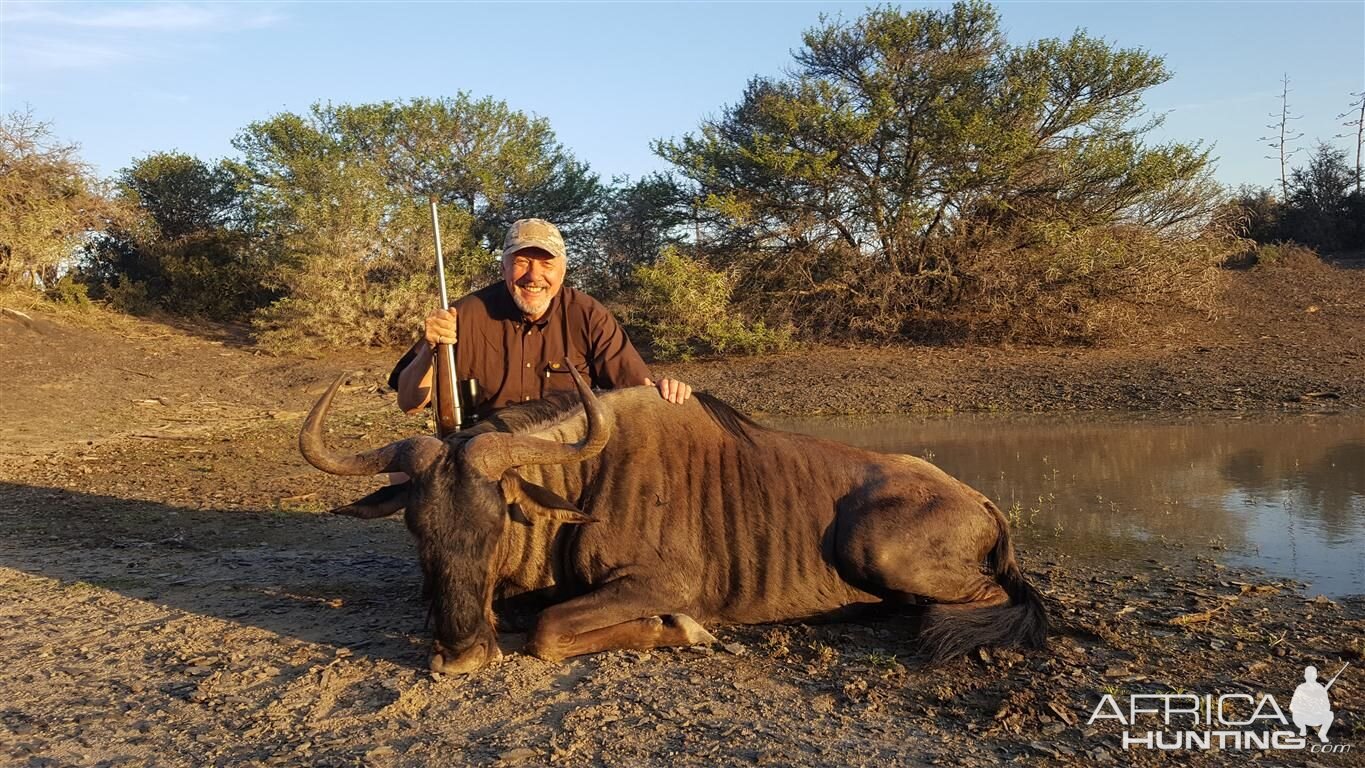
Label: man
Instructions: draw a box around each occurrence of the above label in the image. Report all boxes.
[390,218,691,422]
[1290,665,1336,743]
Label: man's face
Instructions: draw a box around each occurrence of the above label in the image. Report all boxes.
[502,247,566,320]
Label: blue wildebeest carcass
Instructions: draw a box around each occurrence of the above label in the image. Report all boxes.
[299,368,1046,674]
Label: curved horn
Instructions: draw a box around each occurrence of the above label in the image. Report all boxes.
[465,361,611,480]
[300,374,433,476]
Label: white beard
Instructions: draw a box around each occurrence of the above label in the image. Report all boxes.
[511,286,553,319]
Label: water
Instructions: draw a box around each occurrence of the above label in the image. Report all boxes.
[761,412,1365,598]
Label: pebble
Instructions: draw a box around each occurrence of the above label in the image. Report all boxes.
[497,747,538,764]
[1028,741,1059,758]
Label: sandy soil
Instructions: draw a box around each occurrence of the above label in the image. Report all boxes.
[1,257,1363,766]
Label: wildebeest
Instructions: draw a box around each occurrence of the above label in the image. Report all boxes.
[300,368,1046,674]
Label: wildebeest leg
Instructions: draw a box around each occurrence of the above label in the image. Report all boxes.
[526,578,715,661]
[532,614,715,661]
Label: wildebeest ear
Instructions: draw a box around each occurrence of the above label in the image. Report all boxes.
[499,472,596,524]
[331,482,408,519]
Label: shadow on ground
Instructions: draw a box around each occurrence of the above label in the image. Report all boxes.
[0,481,431,668]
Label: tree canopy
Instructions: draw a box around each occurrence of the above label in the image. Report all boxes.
[80,152,275,319]
[0,111,112,289]
[232,95,604,346]
[656,1,1223,339]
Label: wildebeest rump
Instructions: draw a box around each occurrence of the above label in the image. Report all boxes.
[300,368,1046,674]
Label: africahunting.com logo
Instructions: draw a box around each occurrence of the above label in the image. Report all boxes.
[1087,663,1351,753]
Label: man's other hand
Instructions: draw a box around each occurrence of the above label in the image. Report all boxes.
[645,377,693,405]
[424,307,457,347]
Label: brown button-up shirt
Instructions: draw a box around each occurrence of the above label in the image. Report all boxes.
[388,282,652,420]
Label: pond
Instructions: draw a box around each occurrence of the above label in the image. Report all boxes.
[762,412,1365,598]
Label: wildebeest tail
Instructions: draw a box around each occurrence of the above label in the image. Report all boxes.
[918,500,1048,662]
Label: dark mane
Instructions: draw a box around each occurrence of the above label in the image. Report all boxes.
[694,391,764,445]
[452,389,764,445]
[458,391,584,438]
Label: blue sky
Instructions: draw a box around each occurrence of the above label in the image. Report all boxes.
[2,1,1362,191]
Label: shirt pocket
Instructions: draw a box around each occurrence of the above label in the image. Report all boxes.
[543,358,591,392]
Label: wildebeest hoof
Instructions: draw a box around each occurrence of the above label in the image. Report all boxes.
[662,614,717,646]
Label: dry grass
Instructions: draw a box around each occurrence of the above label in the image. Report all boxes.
[953,226,1239,345]
[0,286,144,334]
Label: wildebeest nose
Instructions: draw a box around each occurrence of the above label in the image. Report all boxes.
[430,639,502,675]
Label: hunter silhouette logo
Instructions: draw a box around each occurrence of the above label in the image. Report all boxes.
[1087,662,1352,753]
[1291,664,1345,743]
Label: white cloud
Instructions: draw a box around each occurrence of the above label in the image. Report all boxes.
[4,2,283,32]
[6,37,132,71]
[1,2,285,74]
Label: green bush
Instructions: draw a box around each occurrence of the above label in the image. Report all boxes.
[104,278,156,315]
[656,2,1225,345]
[44,274,92,308]
[253,266,459,352]
[627,248,791,361]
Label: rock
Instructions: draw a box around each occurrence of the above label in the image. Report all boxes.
[497,747,539,764]
[722,643,747,656]
[1028,741,1059,758]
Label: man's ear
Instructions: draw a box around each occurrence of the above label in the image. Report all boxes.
[499,472,596,524]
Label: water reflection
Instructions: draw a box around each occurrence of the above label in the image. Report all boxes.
[762,413,1365,597]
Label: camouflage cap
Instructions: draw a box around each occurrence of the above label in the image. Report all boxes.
[502,218,567,261]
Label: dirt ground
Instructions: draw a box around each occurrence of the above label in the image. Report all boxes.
[1,257,1363,766]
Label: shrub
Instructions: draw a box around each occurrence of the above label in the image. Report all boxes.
[252,258,480,353]
[626,248,791,361]
[104,278,156,315]
[1,111,114,289]
[44,274,92,308]
[957,224,1237,343]
[78,153,280,320]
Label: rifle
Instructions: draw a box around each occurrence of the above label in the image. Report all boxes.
[428,197,463,437]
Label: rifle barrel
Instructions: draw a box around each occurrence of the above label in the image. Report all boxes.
[1324,662,1349,691]
[429,198,450,309]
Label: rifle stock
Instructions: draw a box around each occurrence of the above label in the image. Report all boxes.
[433,343,460,437]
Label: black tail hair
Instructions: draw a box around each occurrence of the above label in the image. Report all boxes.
[917,500,1048,662]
